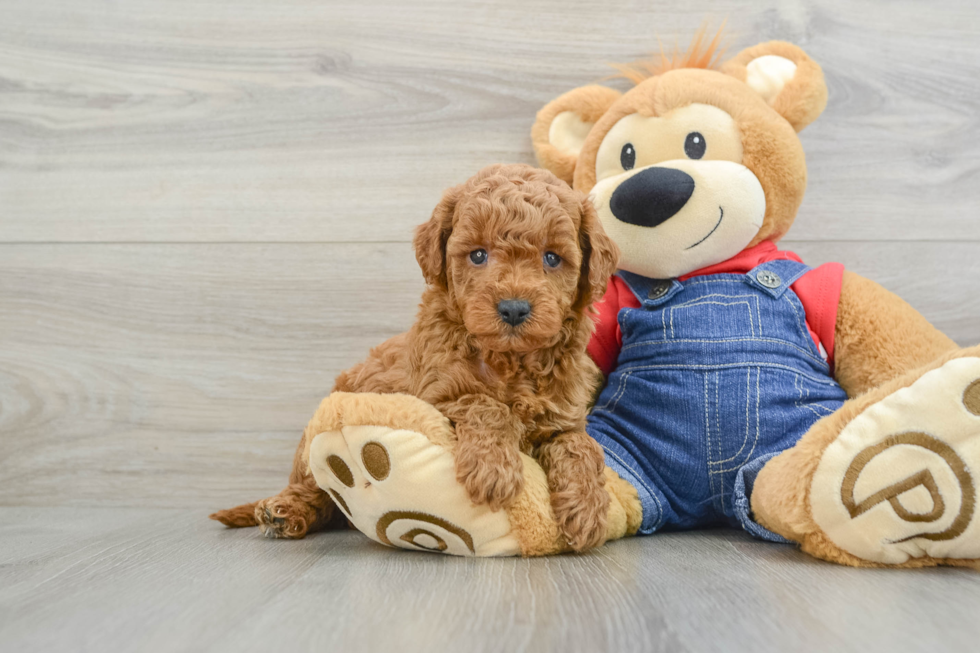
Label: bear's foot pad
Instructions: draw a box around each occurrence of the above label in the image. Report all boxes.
[812,357,980,564]
[307,399,521,557]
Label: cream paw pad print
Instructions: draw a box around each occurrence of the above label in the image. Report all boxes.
[305,392,521,557]
[812,357,980,564]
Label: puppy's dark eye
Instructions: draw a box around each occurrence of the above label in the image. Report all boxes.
[469,249,487,265]
[620,143,636,170]
[544,252,561,268]
[684,132,706,159]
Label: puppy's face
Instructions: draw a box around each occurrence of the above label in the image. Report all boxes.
[415,165,618,355]
[445,194,582,353]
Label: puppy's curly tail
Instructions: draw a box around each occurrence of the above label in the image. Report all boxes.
[209,502,259,527]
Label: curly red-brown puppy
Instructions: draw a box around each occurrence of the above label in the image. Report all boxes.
[212,163,620,551]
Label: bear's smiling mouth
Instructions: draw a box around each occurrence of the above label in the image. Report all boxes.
[685,206,724,250]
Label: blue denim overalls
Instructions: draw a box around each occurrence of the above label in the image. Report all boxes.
[586,259,849,541]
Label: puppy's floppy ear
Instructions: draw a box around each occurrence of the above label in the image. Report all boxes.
[721,41,827,132]
[575,198,620,310]
[531,85,622,186]
[414,184,460,288]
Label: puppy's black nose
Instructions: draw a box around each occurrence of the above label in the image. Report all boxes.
[497,299,531,327]
[610,167,695,228]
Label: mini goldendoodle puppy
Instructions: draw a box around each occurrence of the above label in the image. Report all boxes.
[212,163,619,551]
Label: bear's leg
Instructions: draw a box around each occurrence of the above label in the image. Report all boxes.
[752,346,980,569]
[303,392,642,556]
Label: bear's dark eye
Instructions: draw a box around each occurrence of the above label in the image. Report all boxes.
[620,143,636,170]
[469,249,487,265]
[544,251,561,268]
[684,132,706,159]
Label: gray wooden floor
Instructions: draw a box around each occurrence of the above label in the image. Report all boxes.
[2,1,979,651]
[3,508,980,653]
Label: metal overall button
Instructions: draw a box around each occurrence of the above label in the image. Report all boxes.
[756,270,782,289]
[648,280,672,299]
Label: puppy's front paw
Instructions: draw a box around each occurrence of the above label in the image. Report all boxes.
[539,431,610,552]
[454,440,524,511]
[552,481,610,552]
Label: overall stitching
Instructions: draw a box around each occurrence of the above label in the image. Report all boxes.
[781,288,826,362]
[614,361,842,387]
[706,372,720,508]
[668,293,761,338]
[795,372,835,419]
[712,367,762,474]
[594,370,633,414]
[621,336,827,367]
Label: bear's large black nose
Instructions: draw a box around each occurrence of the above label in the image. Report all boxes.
[497,299,531,327]
[609,167,696,228]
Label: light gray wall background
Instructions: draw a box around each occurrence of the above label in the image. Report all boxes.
[2,2,979,651]
[3,0,979,511]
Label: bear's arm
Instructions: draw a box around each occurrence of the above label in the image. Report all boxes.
[833,270,958,397]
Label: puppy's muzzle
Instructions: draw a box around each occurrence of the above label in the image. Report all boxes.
[497,299,531,327]
[610,167,695,228]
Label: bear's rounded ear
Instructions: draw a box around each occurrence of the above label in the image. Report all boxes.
[531,85,622,185]
[722,41,827,132]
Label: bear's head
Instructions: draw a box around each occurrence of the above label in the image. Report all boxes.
[531,39,827,279]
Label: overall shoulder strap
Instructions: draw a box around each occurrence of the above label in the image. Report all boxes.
[744,259,811,298]
[616,270,684,308]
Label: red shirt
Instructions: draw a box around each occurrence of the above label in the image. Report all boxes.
[588,242,844,377]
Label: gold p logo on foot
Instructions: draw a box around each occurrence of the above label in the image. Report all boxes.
[841,432,975,542]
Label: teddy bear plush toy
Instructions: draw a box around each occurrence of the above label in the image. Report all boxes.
[296,37,980,568]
